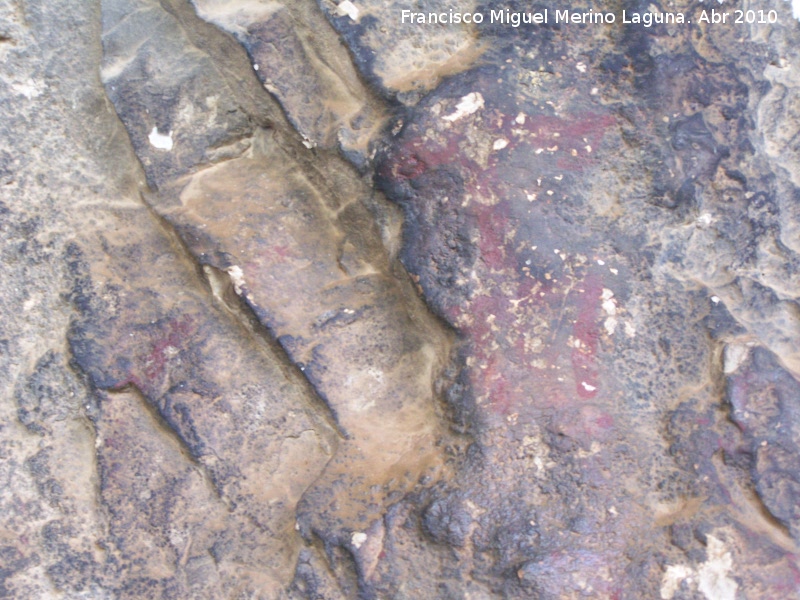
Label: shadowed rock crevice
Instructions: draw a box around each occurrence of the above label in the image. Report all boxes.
[189,0,389,165]
[94,0,463,593]
[66,202,341,596]
[145,194,349,440]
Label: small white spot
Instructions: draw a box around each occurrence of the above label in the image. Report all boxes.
[580,381,597,392]
[351,532,367,549]
[11,78,46,99]
[336,0,360,21]
[609,268,618,275]
[711,296,720,304]
[148,127,173,151]
[591,87,599,95]
[698,535,737,600]
[791,0,800,22]
[604,317,618,336]
[601,289,617,317]
[660,564,694,599]
[696,213,714,227]
[253,64,259,71]
[226,265,246,295]
[597,259,605,265]
[724,344,749,374]
[576,62,587,73]
[443,92,485,122]
[493,138,509,150]
[515,112,526,125]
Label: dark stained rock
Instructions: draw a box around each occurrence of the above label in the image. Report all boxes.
[2,0,800,597]
[727,346,800,541]
[316,0,484,102]
[66,204,338,596]
[367,0,800,596]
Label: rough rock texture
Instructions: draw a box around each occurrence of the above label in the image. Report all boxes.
[189,0,386,163]
[2,0,800,598]
[370,3,800,596]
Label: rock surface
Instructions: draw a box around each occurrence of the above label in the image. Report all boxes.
[2,0,800,598]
